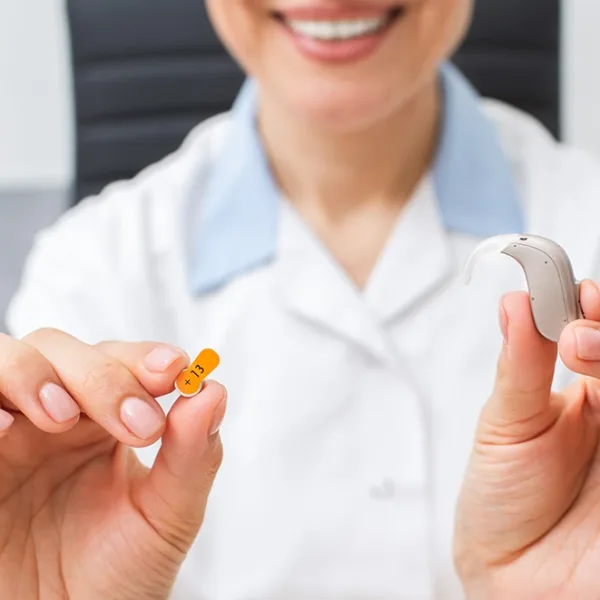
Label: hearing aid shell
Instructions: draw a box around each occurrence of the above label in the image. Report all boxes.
[464,234,582,342]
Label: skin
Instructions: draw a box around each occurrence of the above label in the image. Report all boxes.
[0,332,225,599]
[206,0,474,287]
[455,283,600,599]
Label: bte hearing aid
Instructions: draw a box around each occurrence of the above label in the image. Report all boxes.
[464,234,582,342]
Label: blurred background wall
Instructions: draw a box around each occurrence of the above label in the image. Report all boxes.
[0,0,73,189]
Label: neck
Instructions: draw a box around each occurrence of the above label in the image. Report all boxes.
[257,77,441,222]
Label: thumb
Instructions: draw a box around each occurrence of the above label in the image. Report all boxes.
[135,380,227,555]
[480,291,558,443]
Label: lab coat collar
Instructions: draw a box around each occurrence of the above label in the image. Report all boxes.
[362,177,456,325]
[274,178,454,364]
[188,62,524,295]
[274,203,396,364]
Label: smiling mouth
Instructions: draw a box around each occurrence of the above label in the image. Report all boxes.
[271,7,405,42]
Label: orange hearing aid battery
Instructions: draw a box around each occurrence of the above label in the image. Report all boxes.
[175,348,220,398]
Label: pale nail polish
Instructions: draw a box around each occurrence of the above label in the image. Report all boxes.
[143,347,186,373]
[575,327,600,360]
[121,397,164,439]
[39,383,81,423]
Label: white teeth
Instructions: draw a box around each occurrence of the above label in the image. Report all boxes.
[286,17,388,41]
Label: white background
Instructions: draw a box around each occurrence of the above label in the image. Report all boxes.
[0,0,73,188]
[0,0,600,188]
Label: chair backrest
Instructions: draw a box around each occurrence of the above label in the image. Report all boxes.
[454,0,560,138]
[66,0,560,203]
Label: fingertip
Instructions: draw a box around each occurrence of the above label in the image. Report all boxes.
[499,291,549,354]
[142,345,190,376]
[579,279,600,321]
[558,320,581,368]
[201,380,228,403]
[500,290,534,324]
[559,321,600,380]
[137,364,189,400]
[167,380,227,446]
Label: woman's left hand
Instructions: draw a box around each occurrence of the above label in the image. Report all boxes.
[454,280,600,600]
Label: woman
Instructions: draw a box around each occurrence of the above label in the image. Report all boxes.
[3,0,600,598]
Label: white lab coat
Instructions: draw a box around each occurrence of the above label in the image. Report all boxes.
[7,66,600,598]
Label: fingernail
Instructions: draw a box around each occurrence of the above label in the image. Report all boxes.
[121,397,164,439]
[499,299,509,345]
[0,411,14,431]
[39,383,81,423]
[575,327,600,360]
[143,346,187,373]
[209,397,227,436]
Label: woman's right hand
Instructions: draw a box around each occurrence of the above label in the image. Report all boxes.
[0,328,226,600]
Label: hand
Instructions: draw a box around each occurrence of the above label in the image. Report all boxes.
[0,329,226,600]
[454,280,600,600]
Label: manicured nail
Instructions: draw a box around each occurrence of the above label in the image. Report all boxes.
[499,299,509,345]
[143,346,187,373]
[121,397,164,439]
[575,327,600,360]
[0,411,14,432]
[39,383,81,423]
[209,397,227,436]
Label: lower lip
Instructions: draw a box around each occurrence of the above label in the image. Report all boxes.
[278,17,397,64]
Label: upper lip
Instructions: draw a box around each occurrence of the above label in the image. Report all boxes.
[272,3,403,20]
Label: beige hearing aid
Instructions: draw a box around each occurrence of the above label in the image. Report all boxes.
[464,234,582,342]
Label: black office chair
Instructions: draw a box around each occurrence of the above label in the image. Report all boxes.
[66,0,560,204]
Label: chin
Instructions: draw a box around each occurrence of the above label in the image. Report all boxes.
[279,78,410,134]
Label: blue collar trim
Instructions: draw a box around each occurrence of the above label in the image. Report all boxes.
[188,62,524,294]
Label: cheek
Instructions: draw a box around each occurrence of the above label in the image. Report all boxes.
[205,0,266,75]
[435,0,474,54]
[408,0,473,69]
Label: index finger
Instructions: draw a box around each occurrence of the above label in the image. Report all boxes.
[24,330,170,447]
[95,341,190,398]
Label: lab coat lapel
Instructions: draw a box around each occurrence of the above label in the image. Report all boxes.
[274,203,395,365]
[363,178,455,324]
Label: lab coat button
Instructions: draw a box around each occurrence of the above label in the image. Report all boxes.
[369,478,396,500]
